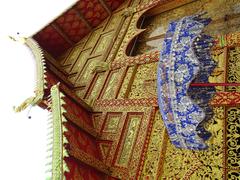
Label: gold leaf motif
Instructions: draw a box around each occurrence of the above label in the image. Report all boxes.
[117,115,141,167]
[141,110,165,179]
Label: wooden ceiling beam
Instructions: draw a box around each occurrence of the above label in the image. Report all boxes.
[72,8,93,30]
[98,0,112,15]
[51,22,74,46]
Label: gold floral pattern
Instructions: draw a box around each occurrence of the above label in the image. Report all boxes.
[227,47,240,92]
[117,115,142,167]
[129,62,157,99]
[226,108,240,171]
[118,66,135,98]
[161,107,224,179]
[141,110,165,179]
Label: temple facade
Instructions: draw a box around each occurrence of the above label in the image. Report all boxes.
[33,0,240,179]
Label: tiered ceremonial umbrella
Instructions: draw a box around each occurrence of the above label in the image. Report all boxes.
[157,14,217,150]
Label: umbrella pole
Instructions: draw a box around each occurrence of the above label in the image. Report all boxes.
[190,83,240,87]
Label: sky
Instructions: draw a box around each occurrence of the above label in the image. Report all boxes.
[0,0,76,179]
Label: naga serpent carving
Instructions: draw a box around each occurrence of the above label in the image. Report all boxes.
[9,35,47,112]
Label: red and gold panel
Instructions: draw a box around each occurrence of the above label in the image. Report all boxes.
[33,0,126,57]
[118,66,135,99]
[160,107,225,179]
[92,113,102,132]
[102,113,122,133]
[75,0,108,27]
[128,62,158,99]
[93,31,114,55]
[75,56,102,86]
[101,69,124,99]
[34,25,71,57]
[226,107,240,172]
[65,121,101,160]
[56,9,90,43]
[65,157,106,180]
[62,43,83,67]
[115,113,143,167]
[98,141,112,161]
[85,72,106,102]
[105,0,125,11]
[140,109,166,179]
[64,96,93,127]
[84,27,104,49]
[71,48,91,74]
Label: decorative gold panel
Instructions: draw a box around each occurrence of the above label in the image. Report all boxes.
[75,87,85,99]
[92,114,102,132]
[105,11,122,31]
[75,56,102,86]
[227,47,240,92]
[59,48,71,65]
[226,107,240,170]
[63,65,72,73]
[68,73,78,84]
[227,169,240,179]
[102,70,123,99]
[209,49,225,91]
[161,107,224,179]
[87,73,105,101]
[103,113,121,133]
[117,114,142,167]
[63,43,83,65]
[118,66,134,98]
[85,27,103,49]
[71,49,91,73]
[141,110,165,179]
[93,31,114,54]
[106,14,132,63]
[129,62,157,99]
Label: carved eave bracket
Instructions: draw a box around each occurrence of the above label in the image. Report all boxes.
[92,61,110,73]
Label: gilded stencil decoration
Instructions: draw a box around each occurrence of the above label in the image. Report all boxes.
[161,107,224,179]
[129,62,157,99]
[117,115,141,167]
[106,15,132,63]
[102,70,123,99]
[75,88,85,99]
[141,110,165,179]
[105,11,122,31]
[104,114,121,133]
[75,56,101,86]
[85,28,103,49]
[227,169,240,179]
[94,32,113,54]
[118,66,134,98]
[87,73,105,102]
[226,107,240,170]
[71,49,91,73]
[115,9,144,60]
[227,47,240,92]
[209,49,225,91]
[63,45,82,66]
[92,114,102,132]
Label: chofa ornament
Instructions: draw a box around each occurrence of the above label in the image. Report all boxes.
[157,13,216,150]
